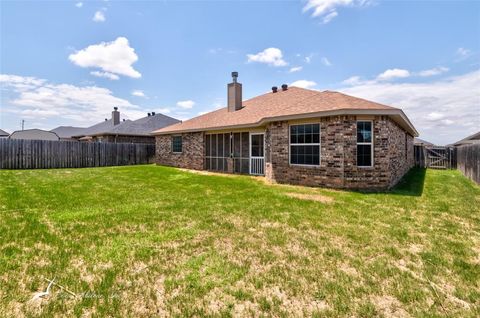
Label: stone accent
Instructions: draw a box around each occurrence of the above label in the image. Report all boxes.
[155,132,204,170]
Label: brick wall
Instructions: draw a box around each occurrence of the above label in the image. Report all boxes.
[387,120,415,186]
[155,116,414,190]
[155,132,204,170]
[265,117,345,188]
[266,116,413,190]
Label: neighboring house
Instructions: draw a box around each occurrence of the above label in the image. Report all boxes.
[73,107,179,144]
[0,129,9,138]
[9,129,60,141]
[414,138,434,146]
[153,72,419,190]
[451,131,480,147]
[50,126,87,141]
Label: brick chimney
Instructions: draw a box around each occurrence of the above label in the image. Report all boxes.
[112,107,120,125]
[228,72,242,112]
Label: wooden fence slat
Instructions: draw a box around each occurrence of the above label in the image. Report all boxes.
[457,144,480,184]
[0,140,155,169]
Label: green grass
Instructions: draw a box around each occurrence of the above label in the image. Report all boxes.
[0,165,479,317]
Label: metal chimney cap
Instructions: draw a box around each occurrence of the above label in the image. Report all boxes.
[272,86,278,93]
[152,112,155,116]
[281,84,288,91]
[114,107,118,111]
[148,113,151,117]
[231,71,238,78]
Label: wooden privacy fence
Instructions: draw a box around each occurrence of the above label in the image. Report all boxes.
[0,139,156,169]
[414,145,456,169]
[457,144,480,184]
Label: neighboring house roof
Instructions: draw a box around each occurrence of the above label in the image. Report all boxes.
[9,129,60,141]
[88,113,180,137]
[153,87,418,136]
[414,138,434,146]
[452,131,480,146]
[72,119,132,137]
[0,128,9,136]
[50,126,87,139]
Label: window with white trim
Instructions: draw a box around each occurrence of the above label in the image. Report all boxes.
[357,121,373,167]
[289,123,320,166]
[172,135,182,153]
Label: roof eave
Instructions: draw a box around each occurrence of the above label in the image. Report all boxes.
[152,109,419,137]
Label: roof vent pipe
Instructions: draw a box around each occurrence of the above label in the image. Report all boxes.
[272,86,278,93]
[152,112,155,116]
[148,113,151,117]
[281,84,288,91]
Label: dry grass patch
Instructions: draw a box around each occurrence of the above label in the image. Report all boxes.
[371,295,410,317]
[284,192,334,203]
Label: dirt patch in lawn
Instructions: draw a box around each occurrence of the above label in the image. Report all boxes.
[371,295,410,317]
[179,168,237,178]
[284,192,334,203]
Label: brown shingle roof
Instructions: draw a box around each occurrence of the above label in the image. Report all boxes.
[153,87,417,136]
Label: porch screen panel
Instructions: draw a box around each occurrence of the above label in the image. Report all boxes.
[205,133,229,172]
[232,132,250,174]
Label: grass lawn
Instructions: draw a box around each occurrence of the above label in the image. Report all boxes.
[0,165,479,317]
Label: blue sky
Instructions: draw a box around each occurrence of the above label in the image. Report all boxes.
[1,0,479,145]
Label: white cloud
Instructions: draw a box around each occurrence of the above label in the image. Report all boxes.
[289,66,303,73]
[342,75,362,85]
[426,112,445,121]
[290,80,317,89]
[176,100,195,109]
[304,54,314,63]
[322,11,338,24]
[75,2,83,8]
[455,47,474,62]
[303,0,372,24]
[69,37,141,79]
[247,48,288,67]
[339,70,480,145]
[321,57,332,66]
[93,10,105,22]
[0,74,46,88]
[0,74,146,127]
[131,90,146,98]
[156,108,171,114]
[90,71,119,80]
[376,68,410,81]
[418,66,449,77]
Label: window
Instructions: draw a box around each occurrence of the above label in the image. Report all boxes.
[172,135,182,153]
[357,121,373,167]
[289,123,320,166]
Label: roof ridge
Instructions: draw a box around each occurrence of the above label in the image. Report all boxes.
[269,89,324,118]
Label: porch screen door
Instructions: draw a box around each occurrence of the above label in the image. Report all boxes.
[250,133,265,175]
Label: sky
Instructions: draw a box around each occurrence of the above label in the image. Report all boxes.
[0,0,479,145]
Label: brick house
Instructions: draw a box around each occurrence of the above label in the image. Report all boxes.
[153,73,418,190]
[72,107,180,144]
